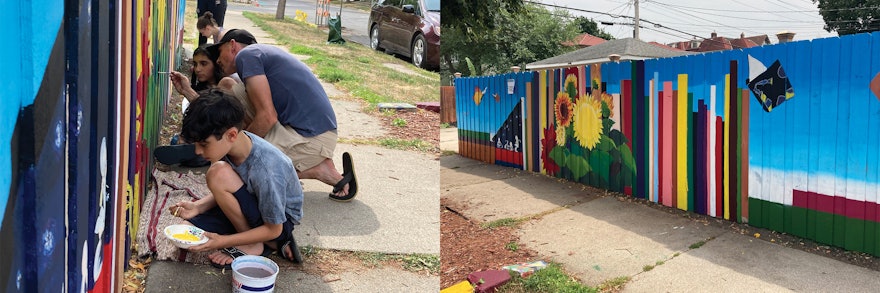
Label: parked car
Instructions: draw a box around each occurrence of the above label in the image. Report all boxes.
[368,0,440,69]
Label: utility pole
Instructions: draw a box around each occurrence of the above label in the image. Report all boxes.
[633,0,640,40]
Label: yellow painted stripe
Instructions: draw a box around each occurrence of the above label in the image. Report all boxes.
[539,71,547,174]
[723,74,731,220]
[677,74,688,210]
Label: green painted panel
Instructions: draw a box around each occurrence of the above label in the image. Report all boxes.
[460,129,490,141]
[749,197,763,228]
[815,212,834,245]
[806,209,817,239]
[786,205,808,238]
[833,214,846,248]
[865,221,876,255]
[845,217,865,252]
[875,221,880,256]
[763,201,784,232]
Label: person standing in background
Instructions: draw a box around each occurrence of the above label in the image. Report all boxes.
[197,0,227,46]
[197,12,226,45]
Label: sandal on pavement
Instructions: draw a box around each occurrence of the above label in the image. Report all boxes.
[276,228,303,264]
[328,152,357,202]
[210,246,271,269]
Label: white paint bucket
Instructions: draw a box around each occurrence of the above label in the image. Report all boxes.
[231,255,279,293]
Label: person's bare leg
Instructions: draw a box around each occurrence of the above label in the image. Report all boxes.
[204,161,264,266]
[297,158,349,196]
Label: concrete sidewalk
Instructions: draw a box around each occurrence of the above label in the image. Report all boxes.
[144,8,439,293]
[440,127,880,292]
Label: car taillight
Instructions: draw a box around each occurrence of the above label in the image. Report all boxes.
[433,25,440,36]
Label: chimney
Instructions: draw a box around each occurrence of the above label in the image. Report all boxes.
[776,30,795,43]
[511,66,521,73]
[740,32,745,39]
[711,31,717,38]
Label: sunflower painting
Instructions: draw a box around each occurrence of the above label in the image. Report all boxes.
[543,71,636,192]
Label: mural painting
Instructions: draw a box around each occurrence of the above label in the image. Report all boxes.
[3,0,183,291]
[456,32,880,257]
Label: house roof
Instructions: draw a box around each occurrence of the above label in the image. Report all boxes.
[526,38,692,70]
[563,33,607,47]
[745,34,771,45]
[648,41,684,51]
[667,34,770,53]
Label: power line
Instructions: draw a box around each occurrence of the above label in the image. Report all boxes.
[649,0,880,13]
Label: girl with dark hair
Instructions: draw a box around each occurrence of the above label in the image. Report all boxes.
[171,45,225,102]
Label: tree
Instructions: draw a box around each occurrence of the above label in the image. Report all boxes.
[441,0,523,30]
[276,0,287,20]
[441,3,580,82]
[573,16,614,40]
[814,0,880,35]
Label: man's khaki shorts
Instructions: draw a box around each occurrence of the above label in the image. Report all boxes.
[264,122,337,172]
[229,82,336,171]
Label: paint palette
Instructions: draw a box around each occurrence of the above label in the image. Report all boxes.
[163,224,208,249]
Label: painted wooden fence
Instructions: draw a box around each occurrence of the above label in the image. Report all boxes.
[455,32,880,257]
[3,0,184,291]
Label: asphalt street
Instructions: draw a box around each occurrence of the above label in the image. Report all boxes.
[227,0,371,46]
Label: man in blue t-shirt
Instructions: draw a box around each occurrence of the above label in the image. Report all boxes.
[170,89,304,267]
[208,29,357,202]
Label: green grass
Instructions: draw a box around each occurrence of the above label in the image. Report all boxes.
[482,217,522,229]
[244,11,439,107]
[399,254,440,274]
[596,276,630,292]
[440,122,451,128]
[353,251,439,273]
[505,241,519,252]
[689,240,707,249]
[300,245,319,257]
[378,138,434,152]
[642,264,655,272]
[355,251,391,268]
[498,263,596,293]
[316,67,358,83]
[441,150,457,156]
[289,44,322,56]
[392,117,407,127]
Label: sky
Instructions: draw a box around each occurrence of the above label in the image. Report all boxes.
[535,0,839,45]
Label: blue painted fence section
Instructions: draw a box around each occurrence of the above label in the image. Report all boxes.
[455,32,880,257]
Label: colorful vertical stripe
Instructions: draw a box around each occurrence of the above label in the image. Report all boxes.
[455,33,880,257]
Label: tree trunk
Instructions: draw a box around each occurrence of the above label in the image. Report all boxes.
[275,0,287,19]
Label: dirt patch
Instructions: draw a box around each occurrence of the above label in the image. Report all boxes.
[375,108,440,152]
[440,198,538,289]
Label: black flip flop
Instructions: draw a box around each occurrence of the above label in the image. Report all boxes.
[328,152,357,202]
[277,228,303,264]
[210,246,272,269]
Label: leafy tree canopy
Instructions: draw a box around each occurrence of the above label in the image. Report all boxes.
[573,16,614,40]
[441,3,583,81]
[441,0,523,30]
[814,0,880,35]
